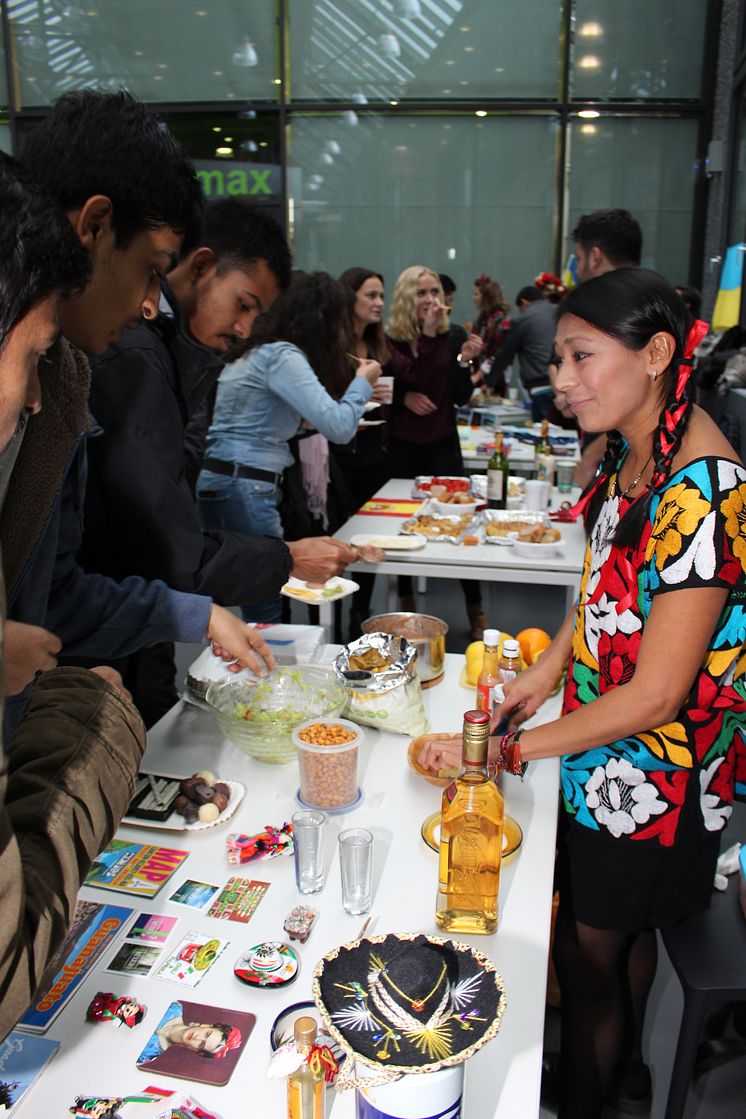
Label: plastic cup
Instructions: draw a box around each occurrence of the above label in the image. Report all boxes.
[293,719,362,812]
[556,459,575,493]
[292,809,326,894]
[339,828,373,916]
[524,479,549,511]
[377,375,394,404]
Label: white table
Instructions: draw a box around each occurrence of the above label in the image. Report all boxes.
[15,653,560,1119]
[337,479,586,614]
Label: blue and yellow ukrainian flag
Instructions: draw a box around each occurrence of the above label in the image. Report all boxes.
[562,253,579,290]
[712,243,745,331]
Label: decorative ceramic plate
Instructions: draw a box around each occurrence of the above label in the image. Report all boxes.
[349,533,426,551]
[421,811,523,858]
[121,777,245,833]
[281,576,359,604]
[234,941,299,988]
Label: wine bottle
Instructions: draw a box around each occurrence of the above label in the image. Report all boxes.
[435,710,504,934]
[486,433,508,509]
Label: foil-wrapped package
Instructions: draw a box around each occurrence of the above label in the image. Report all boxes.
[334,632,417,695]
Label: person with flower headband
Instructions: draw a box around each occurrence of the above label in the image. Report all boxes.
[419,268,746,1118]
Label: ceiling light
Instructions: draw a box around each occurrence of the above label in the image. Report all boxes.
[464,46,475,52]
[223,135,234,142]
[394,0,421,17]
[378,33,401,58]
[238,108,257,119]
[579,21,603,37]
[343,110,359,125]
[475,110,487,117]
[212,126,221,132]
[578,109,600,118]
[232,38,258,67]
[389,99,399,105]
[215,146,233,156]
[580,123,597,135]
[578,55,601,70]
[273,78,282,85]
[352,91,368,104]
[321,152,334,165]
[133,50,144,57]
[239,139,258,152]
[213,70,224,76]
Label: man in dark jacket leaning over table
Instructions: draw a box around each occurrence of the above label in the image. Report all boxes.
[487,285,557,421]
[77,198,358,724]
[0,152,146,1041]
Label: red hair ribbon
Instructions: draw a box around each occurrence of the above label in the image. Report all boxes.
[674,318,709,399]
[213,1025,242,1059]
[475,273,491,288]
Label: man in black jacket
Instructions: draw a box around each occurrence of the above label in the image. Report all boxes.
[81,199,357,723]
[488,286,556,421]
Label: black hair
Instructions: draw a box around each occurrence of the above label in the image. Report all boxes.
[438,273,457,296]
[0,151,91,352]
[21,90,204,252]
[675,284,702,324]
[201,199,292,290]
[516,286,543,305]
[239,270,352,397]
[339,266,388,365]
[557,268,690,547]
[572,208,643,268]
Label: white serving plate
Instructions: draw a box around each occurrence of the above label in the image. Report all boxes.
[350,533,426,552]
[122,777,245,832]
[508,533,565,558]
[281,576,359,603]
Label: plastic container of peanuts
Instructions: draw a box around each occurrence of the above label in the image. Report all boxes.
[292,718,363,813]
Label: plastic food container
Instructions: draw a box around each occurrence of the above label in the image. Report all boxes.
[293,718,363,812]
[205,667,346,765]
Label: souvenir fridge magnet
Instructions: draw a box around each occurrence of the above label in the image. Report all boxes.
[86,991,146,1028]
[283,905,318,943]
[234,942,299,988]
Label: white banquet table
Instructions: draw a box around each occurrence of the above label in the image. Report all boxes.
[336,479,586,614]
[14,653,560,1119]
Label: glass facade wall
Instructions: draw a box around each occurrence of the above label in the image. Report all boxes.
[1,0,721,308]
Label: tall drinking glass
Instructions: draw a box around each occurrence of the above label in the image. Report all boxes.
[339,827,373,915]
[292,809,326,894]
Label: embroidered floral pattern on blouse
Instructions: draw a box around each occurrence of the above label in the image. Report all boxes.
[563,457,746,846]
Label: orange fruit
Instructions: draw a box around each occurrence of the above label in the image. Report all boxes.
[516,627,552,665]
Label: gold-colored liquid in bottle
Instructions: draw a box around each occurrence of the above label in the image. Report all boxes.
[435,709,504,934]
[288,1016,325,1119]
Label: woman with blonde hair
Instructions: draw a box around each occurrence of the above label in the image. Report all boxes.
[386,265,487,638]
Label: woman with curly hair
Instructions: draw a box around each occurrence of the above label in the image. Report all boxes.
[386,265,487,637]
[197,271,381,622]
[470,273,511,393]
[420,268,746,1118]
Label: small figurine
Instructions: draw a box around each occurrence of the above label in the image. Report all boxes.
[227,822,293,864]
[86,991,145,1028]
[283,905,318,944]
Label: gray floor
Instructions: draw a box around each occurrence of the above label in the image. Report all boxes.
[174,572,746,1119]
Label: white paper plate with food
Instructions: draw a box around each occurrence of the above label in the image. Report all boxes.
[281,576,359,603]
[122,772,245,832]
[349,533,426,552]
[508,529,564,557]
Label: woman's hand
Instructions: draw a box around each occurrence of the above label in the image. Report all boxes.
[207,606,277,677]
[491,655,560,732]
[421,299,446,338]
[404,390,437,416]
[460,333,484,363]
[416,732,461,775]
[355,359,382,385]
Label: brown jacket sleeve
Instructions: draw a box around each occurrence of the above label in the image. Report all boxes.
[0,666,145,1039]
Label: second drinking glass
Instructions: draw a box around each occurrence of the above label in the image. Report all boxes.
[338,827,373,915]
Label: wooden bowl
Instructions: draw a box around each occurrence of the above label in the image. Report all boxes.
[407,733,461,787]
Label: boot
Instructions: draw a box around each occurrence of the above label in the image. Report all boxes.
[467,601,488,642]
[400,594,416,614]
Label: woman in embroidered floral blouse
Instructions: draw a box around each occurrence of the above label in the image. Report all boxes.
[420,268,746,1118]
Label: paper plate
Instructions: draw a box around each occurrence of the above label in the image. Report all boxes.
[281,576,359,604]
[349,533,426,552]
[421,810,523,858]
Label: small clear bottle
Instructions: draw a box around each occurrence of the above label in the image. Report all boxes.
[288,1017,325,1119]
[535,419,556,487]
[498,639,522,685]
[476,629,500,714]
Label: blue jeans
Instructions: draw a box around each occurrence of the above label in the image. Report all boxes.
[196,471,284,623]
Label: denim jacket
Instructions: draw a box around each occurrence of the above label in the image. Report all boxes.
[203,341,373,474]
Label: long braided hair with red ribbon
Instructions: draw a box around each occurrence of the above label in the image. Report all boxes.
[559,268,709,548]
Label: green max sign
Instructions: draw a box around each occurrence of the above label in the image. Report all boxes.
[194,160,281,199]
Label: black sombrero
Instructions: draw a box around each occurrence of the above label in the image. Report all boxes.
[312,931,505,1076]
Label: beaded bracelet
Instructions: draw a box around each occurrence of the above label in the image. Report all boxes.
[499,729,528,778]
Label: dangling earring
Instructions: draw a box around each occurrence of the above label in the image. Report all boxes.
[651,368,658,382]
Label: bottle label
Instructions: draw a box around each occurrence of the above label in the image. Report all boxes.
[487,470,504,501]
[444,779,459,804]
[476,681,494,713]
[499,668,517,684]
